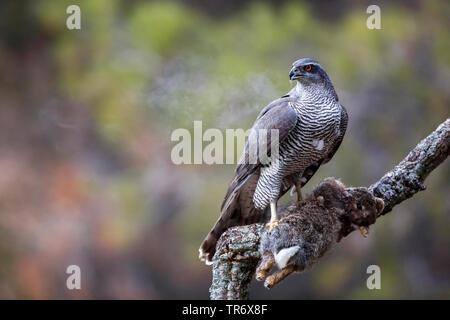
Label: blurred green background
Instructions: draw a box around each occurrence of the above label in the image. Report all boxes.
[0,0,448,299]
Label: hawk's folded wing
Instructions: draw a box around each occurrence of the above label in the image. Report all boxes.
[200,97,298,263]
[221,97,298,210]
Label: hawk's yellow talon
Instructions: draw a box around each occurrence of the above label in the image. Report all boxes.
[317,195,324,205]
[296,186,303,204]
[266,219,279,233]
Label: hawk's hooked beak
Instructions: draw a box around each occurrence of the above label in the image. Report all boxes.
[289,67,301,80]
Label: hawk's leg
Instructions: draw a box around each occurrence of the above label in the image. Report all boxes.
[264,265,295,289]
[255,252,275,281]
[265,201,279,232]
[295,184,303,203]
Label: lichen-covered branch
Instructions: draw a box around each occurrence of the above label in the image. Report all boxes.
[370,118,450,214]
[209,117,450,300]
[209,224,264,300]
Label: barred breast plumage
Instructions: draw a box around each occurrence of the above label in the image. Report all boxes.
[200,58,348,264]
[254,92,345,209]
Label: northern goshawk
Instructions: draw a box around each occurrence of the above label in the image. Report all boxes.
[200,58,348,264]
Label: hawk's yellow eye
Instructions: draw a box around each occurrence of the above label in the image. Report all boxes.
[304,65,312,72]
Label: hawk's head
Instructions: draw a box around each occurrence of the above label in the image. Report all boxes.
[289,58,330,85]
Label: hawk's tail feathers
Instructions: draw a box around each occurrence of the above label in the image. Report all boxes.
[199,217,231,264]
[199,213,263,265]
[199,192,240,265]
[199,173,267,265]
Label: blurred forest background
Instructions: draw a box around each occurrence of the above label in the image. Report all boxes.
[0,0,448,299]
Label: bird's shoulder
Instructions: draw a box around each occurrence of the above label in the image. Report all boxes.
[239,94,299,168]
[256,94,297,118]
[252,95,298,131]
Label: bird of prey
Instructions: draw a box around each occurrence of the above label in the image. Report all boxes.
[199,58,348,264]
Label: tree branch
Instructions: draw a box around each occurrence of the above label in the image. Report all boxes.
[209,117,450,300]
